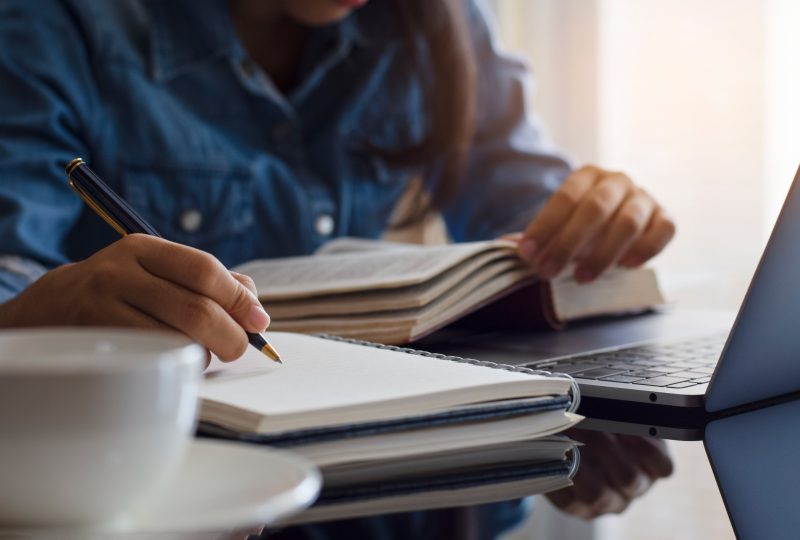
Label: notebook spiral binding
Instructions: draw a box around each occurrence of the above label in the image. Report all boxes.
[567,444,581,480]
[316,334,581,414]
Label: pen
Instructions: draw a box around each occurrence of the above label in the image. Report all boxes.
[65,157,282,363]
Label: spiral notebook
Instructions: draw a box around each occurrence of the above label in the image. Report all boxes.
[198,333,580,468]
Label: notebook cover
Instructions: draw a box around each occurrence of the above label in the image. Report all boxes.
[197,394,572,447]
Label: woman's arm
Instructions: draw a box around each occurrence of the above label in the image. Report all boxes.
[444,1,674,281]
[441,1,572,242]
[0,1,95,293]
[0,235,270,362]
[0,0,269,360]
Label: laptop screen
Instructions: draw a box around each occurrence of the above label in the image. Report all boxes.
[707,166,800,412]
[705,398,800,538]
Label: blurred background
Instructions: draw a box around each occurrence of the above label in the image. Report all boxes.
[486,0,800,538]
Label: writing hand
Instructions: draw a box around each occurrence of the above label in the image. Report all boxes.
[0,234,269,362]
[518,165,676,282]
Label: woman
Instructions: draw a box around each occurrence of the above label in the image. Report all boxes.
[0,0,673,536]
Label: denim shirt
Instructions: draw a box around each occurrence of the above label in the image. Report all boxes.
[0,0,570,302]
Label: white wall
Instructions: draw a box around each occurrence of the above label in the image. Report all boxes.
[764,0,800,232]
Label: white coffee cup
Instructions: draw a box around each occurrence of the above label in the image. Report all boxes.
[0,328,205,529]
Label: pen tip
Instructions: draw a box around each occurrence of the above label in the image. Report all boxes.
[261,342,282,364]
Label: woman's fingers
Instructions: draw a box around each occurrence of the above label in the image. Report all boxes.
[574,189,657,282]
[534,173,632,279]
[230,271,258,297]
[131,235,269,333]
[117,299,212,368]
[619,208,677,268]
[231,270,271,330]
[122,270,251,362]
[519,166,598,261]
[520,167,639,280]
[519,165,673,281]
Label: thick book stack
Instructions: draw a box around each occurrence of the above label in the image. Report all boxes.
[198,333,582,521]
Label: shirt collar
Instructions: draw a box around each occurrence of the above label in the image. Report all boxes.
[146,0,402,83]
[147,0,238,82]
[348,2,406,48]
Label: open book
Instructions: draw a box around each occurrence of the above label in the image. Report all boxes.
[234,238,665,344]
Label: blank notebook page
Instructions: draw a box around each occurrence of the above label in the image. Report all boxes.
[200,332,570,434]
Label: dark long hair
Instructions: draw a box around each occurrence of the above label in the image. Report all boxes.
[389,0,477,221]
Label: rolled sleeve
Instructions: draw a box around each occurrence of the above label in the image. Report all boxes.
[0,255,48,303]
[0,0,97,273]
[443,0,573,242]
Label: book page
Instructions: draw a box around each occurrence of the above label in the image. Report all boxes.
[199,332,571,434]
[234,240,516,300]
[265,252,520,318]
[314,237,417,255]
[550,267,665,321]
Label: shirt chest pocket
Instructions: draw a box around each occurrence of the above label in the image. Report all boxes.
[121,164,255,250]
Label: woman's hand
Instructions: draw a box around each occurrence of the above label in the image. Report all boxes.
[546,430,673,519]
[518,165,676,282]
[0,234,269,362]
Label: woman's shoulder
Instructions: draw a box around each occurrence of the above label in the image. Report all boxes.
[0,0,151,68]
[0,0,144,36]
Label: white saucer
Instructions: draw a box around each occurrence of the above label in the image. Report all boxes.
[0,439,320,536]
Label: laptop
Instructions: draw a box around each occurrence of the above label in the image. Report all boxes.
[424,165,800,431]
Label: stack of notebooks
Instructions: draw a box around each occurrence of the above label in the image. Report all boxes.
[234,238,664,344]
[198,332,582,522]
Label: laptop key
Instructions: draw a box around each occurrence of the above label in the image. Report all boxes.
[688,367,715,375]
[574,368,626,380]
[667,371,709,379]
[627,353,663,360]
[627,359,665,367]
[637,376,690,387]
[667,381,700,388]
[628,369,664,378]
[600,374,647,383]
[693,376,712,383]
[665,362,697,370]
[637,366,677,374]
[550,363,602,375]
[609,362,640,370]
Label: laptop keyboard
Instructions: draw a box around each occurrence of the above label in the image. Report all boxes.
[527,333,727,389]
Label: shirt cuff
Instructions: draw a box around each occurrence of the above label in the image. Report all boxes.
[0,255,48,303]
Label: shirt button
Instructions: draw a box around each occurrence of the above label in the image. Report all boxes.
[179,209,203,233]
[314,214,335,237]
